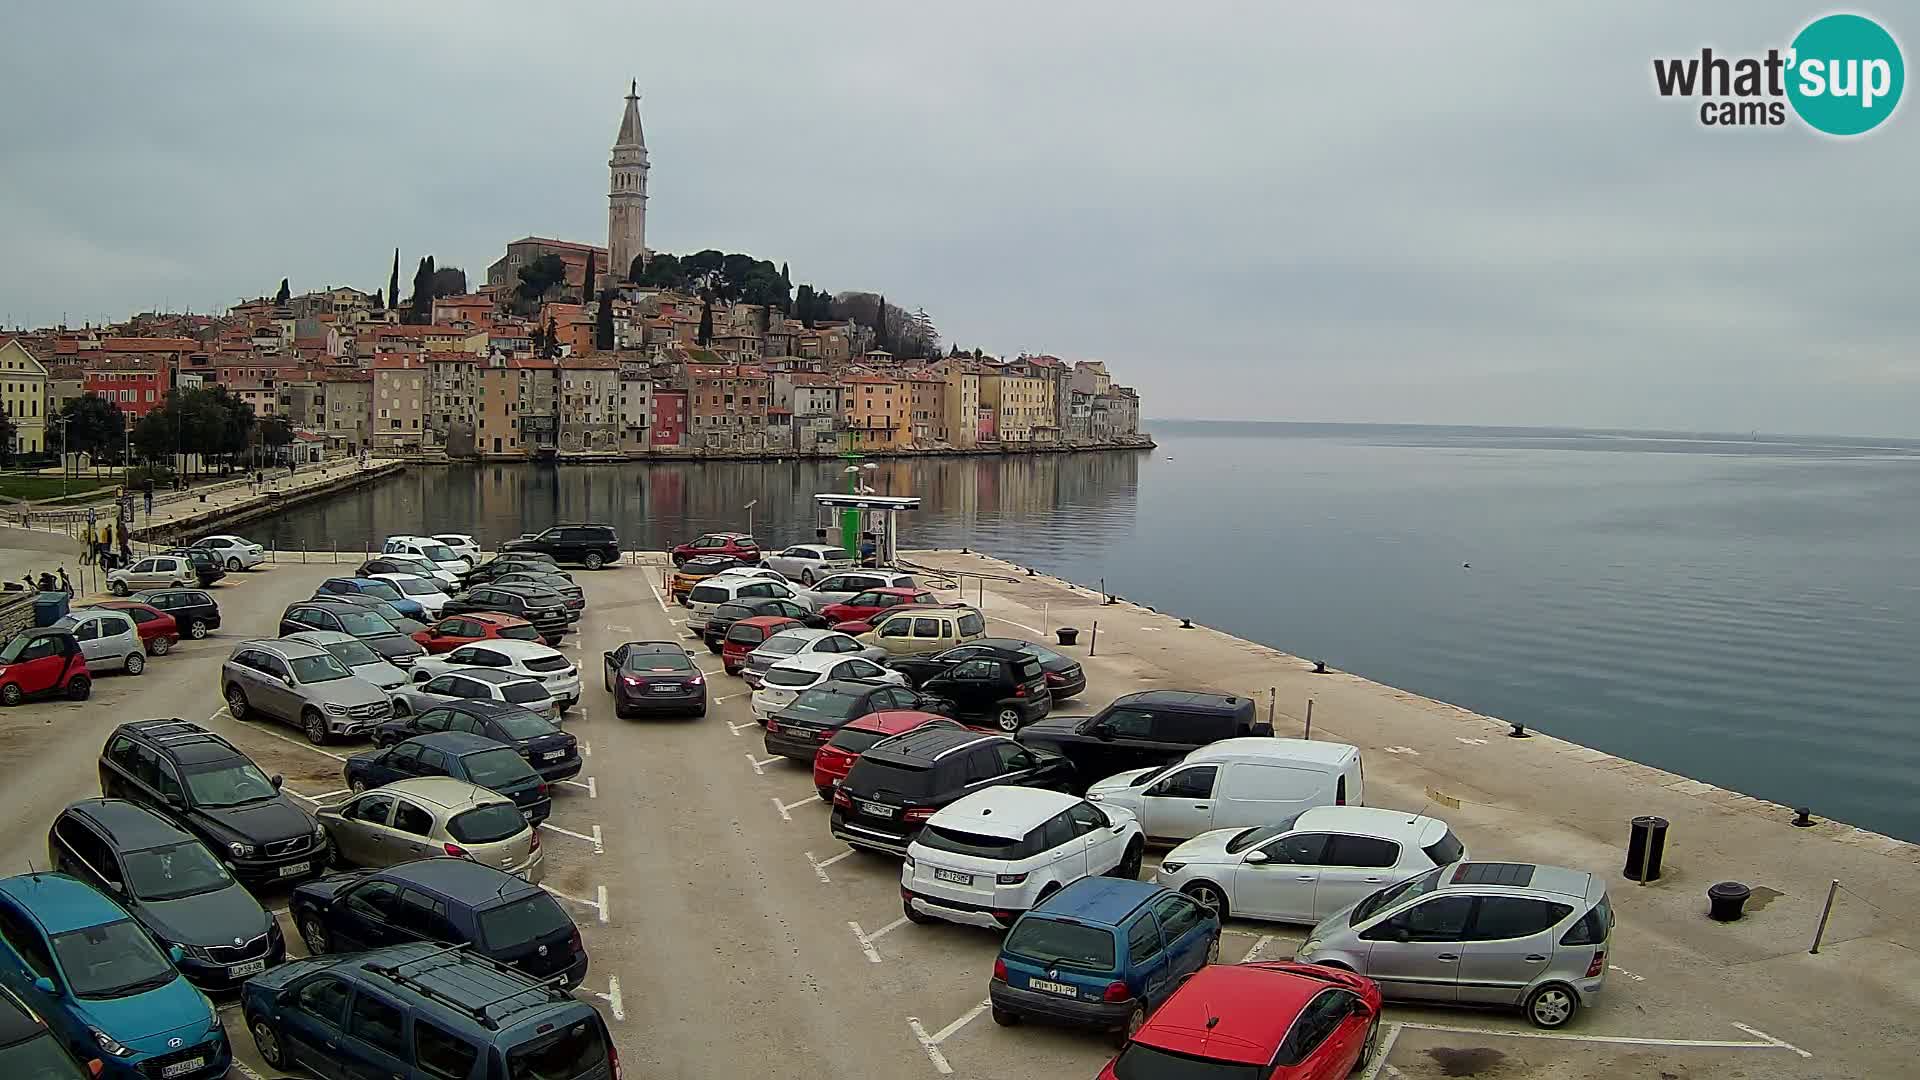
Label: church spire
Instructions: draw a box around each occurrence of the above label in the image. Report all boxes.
[607,81,651,288]
[616,81,645,148]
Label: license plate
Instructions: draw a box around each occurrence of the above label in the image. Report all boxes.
[277,861,311,878]
[228,959,266,979]
[857,800,896,818]
[544,750,565,760]
[652,684,678,693]
[933,868,973,885]
[1028,979,1078,998]
[160,1057,205,1078]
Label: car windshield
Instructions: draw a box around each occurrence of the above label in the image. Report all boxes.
[322,639,382,667]
[762,666,820,688]
[336,610,395,635]
[786,689,864,720]
[918,825,1042,861]
[1130,763,1180,788]
[51,919,177,999]
[125,840,233,902]
[353,581,402,601]
[1111,1043,1262,1080]
[448,804,528,844]
[1002,918,1116,970]
[463,748,536,788]
[754,634,807,658]
[501,682,550,706]
[1353,865,1447,925]
[846,760,936,798]
[290,653,354,683]
[505,1017,607,1080]
[625,649,693,672]
[2,1030,89,1080]
[1225,825,1287,854]
[688,585,730,604]
[477,894,570,951]
[421,544,458,562]
[492,712,556,739]
[500,624,543,642]
[183,761,280,807]
[825,727,889,754]
[816,547,850,561]
[390,577,439,597]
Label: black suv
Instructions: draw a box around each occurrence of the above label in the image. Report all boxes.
[763,679,953,762]
[289,858,587,988]
[887,644,1052,732]
[48,798,284,989]
[895,637,1086,700]
[1016,690,1270,789]
[441,584,571,643]
[163,547,228,587]
[464,553,565,587]
[830,728,1074,854]
[130,588,221,639]
[373,698,581,783]
[98,719,327,887]
[501,524,621,570]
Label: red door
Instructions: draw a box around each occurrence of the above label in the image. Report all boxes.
[14,649,68,695]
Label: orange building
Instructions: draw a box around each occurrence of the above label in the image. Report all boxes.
[845,374,910,450]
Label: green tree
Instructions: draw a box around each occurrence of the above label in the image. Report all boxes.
[795,285,816,328]
[517,254,568,302]
[388,249,400,310]
[697,295,713,346]
[872,294,889,351]
[0,411,16,465]
[541,315,561,359]
[59,393,128,465]
[428,265,467,298]
[274,278,290,305]
[595,291,615,351]
[132,386,256,475]
[259,416,294,462]
[373,287,384,309]
[409,256,436,322]
[581,250,597,304]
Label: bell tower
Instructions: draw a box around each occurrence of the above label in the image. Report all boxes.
[607,81,649,288]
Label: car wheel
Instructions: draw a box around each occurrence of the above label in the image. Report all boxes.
[188,619,208,639]
[65,676,90,701]
[585,552,604,570]
[1112,838,1144,879]
[226,557,242,571]
[903,897,936,925]
[170,579,186,588]
[990,1006,1020,1027]
[391,698,411,717]
[348,778,367,793]
[817,785,835,802]
[226,685,250,720]
[149,636,173,656]
[0,683,20,707]
[303,710,329,746]
[801,569,816,585]
[996,708,1022,732]
[299,916,330,955]
[1114,1002,1147,1047]
[124,652,145,675]
[1352,1017,1381,1074]
[250,1018,287,1069]
[1525,983,1579,1029]
[110,580,130,596]
[1182,881,1228,919]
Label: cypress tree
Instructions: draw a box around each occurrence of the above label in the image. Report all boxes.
[873,294,888,351]
[274,278,290,305]
[582,250,597,302]
[388,249,400,311]
[595,291,615,351]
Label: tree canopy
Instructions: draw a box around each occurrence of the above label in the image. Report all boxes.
[634,250,790,309]
[517,254,568,301]
[58,393,128,464]
[131,386,257,470]
[428,265,467,298]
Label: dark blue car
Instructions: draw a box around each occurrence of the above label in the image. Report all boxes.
[989,876,1219,1044]
[344,732,551,824]
[317,578,429,622]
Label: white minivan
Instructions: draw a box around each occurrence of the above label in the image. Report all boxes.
[1084,737,1364,844]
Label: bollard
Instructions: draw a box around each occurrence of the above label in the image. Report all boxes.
[1088,620,1098,656]
[1708,881,1752,922]
[1809,879,1839,953]
[1625,816,1668,883]
[1304,698,1314,740]
[1055,627,1079,647]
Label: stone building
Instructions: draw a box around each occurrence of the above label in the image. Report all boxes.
[605,82,651,287]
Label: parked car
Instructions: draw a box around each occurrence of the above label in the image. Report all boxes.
[373,698,580,782]
[1155,807,1467,924]
[430,533,482,563]
[91,600,177,656]
[501,523,621,569]
[394,668,560,725]
[98,719,326,886]
[989,876,1220,1043]
[463,553,564,589]
[240,942,612,1080]
[0,982,99,1080]
[903,788,1145,930]
[763,679,946,763]
[284,629,410,694]
[47,799,282,990]
[0,628,90,704]
[188,534,265,571]
[820,587,940,628]
[686,575,815,632]
[1094,962,1384,1076]
[366,573,453,619]
[701,598,826,652]
[898,637,1085,700]
[669,554,744,603]
[1296,860,1613,1029]
[602,641,706,718]
[306,594,428,636]
[1086,738,1367,845]
[739,627,886,688]
[357,554,459,589]
[488,571,585,620]
[50,609,145,677]
[812,710,959,801]
[1018,690,1268,787]
[858,605,987,657]
[750,652,906,721]
[807,568,918,605]
[831,728,1075,855]
[669,531,759,567]
[223,638,394,744]
[381,535,472,575]
[413,640,582,708]
[130,588,219,640]
[161,548,227,587]
[761,543,856,584]
[440,584,571,643]
[888,644,1052,732]
[720,615,803,675]
[412,612,544,653]
[312,777,542,880]
[0,872,229,1080]
[278,601,425,667]
[290,858,585,987]
[106,555,195,595]
[344,732,552,824]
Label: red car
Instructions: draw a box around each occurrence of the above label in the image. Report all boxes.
[670,532,761,567]
[811,709,958,800]
[819,587,938,628]
[720,615,804,675]
[1097,962,1383,1080]
[411,612,544,653]
[96,600,180,655]
[0,628,91,705]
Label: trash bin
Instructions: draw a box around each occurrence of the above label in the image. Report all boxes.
[1708,881,1752,921]
[1055,627,1080,647]
[32,591,69,627]
[1624,815,1669,881]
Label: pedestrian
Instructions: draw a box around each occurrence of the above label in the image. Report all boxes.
[57,568,72,596]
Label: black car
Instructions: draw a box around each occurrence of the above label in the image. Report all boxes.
[763,679,952,763]
[501,523,621,570]
[279,601,426,666]
[130,588,220,639]
[829,727,1075,854]
[701,598,828,652]
[48,798,284,989]
[163,548,228,587]
[441,584,572,643]
[463,553,566,587]
[887,645,1053,732]
[958,637,1086,700]
[603,640,706,718]
[98,719,326,887]
[1015,690,1270,790]
[344,732,551,824]
[492,571,586,619]
[289,858,587,988]
[373,698,581,782]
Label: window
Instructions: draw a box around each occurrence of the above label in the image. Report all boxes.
[1277,990,1355,1068]
[1068,801,1108,834]
[0,907,54,979]
[1039,811,1075,850]
[878,618,911,639]
[1327,835,1401,869]
[391,800,433,836]
[1149,893,1206,942]
[1261,832,1328,865]
[912,617,943,639]
[957,612,985,636]
[415,1020,481,1080]
[385,743,423,772]
[346,879,404,921]
[395,889,452,940]
[1148,765,1216,800]
[1560,898,1612,946]
[992,742,1033,773]
[1380,895,1475,941]
[294,975,352,1028]
[1469,897,1573,941]
[1100,709,1154,739]
[1124,915,1162,965]
[349,991,408,1059]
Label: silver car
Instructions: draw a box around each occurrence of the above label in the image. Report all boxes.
[1296,860,1613,1029]
[107,554,196,596]
[761,543,856,585]
[394,667,560,723]
[53,609,146,675]
[739,628,887,689]
[222,638,394,745]
[314,776,541,882]
[285,630,410,693]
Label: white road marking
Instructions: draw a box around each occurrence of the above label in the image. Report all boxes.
[928,999,991,1044]
[806,849,853,883]
[698,666,724,676]
[771,794,817,821]
[1383,745,1421,756]
[713,692,745,704]
[207,707,348,761]
[644,576,673,616]
[1456,736,1488,746]
[1359,1023,1402,1080]
[867,914,909,942]
[906,1017,952,1074]
[542,883,610,924]
[581,740,591,756]
[1608,964,1646,981]
[539,822,604,854]
[597,884,609,923]
[1730,1023,1813,1058]
[561,777,597,798]
[601,976,626,1021]
[604,624,632,633]
[1392,1021,1812,1056]
[1239,934,1276,963]
[746,753,781,775]
[986,615,1045,636]
[230,1061,268,1080]
[726,719,758,736]
[849,919,889,963]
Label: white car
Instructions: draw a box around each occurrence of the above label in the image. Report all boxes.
[190,534,266,571]
[368,573,453,619]
[107,555,196,595]
[411,640,583,708]
[393,667,559,723]
[1154,807,1467,924]
[370,553,460,589]
[749,652,903,720]
[432,533,482,564]
[807,569,918,606]
[761,543,857,585]
[686,574,819,630]
[902,788,1144,929]
[382,535,472,576]
[739,628,888,688]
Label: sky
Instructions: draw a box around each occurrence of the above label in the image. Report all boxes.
[4,2,1915,435]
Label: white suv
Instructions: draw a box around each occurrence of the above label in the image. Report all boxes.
[901,787,1144,929]
[412,640,582,709]
[749,652,902,720]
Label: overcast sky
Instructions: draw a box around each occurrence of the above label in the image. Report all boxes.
[5,3,1914,435]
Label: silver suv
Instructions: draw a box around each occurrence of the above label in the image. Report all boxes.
[1295,860,1612,1029]
[223,638,394,746]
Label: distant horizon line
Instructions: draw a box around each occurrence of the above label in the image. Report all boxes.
[1142,418,1920,446]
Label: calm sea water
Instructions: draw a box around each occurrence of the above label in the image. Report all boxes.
[259,423,1920,841]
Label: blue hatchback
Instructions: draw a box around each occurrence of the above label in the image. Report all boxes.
[318,578,430,621]
[989,877,1220,1043]
[0,873,227,1080]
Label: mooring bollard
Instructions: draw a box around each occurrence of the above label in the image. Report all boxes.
[1625,815,1669,883]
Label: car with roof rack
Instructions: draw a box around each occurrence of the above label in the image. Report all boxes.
[240,941,615,1080]
[830,727,1075,855]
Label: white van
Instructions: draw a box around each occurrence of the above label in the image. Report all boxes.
[1083,737,1364,844]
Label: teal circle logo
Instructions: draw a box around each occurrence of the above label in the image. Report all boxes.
[1787,14,1904,135]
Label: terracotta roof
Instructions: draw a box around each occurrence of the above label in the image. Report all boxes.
[371,355,421,370]
[103,336,198,352]
[505,357,557,370]
[424,352,479,364]
[559,354,618,370]
[370,325,437,339]
[507,237,608,256]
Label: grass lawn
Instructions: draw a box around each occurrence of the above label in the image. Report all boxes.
[0,473,121,501]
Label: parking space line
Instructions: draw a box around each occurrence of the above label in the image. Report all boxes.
[644,576,673,617]
[206,707,348,762]
[698,666,724,677]
[986,614,1046,636]
[726,719,758,736]
[906,997,992,1074]
[231,1061,268,1080]
[561,777,597,797]
[849,917,906,963]
[542,883,610,924]
[867,914,909,942]
[746,753,782,775]
[771,795,817,821]
[539,822,604,854]
[1238,934,1276,963]
[926,1000,991,1047]
[604,624,632,634]
[575,977,626,1022]
[580,740,591,756]
[1360,1023,1401,1080]
[713,692,746,704]
[1731,1023,1813,1058]
[1392,1020,1812,1055]
[806,849,853,883]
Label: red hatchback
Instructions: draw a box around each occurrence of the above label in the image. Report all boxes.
[0,628,91,705]
[819,587,938,628]
[96,600,180,655]
[811,709,958,801]
[411,612,544,653]
[1097,962,1383,1080]
[720,615,804,675]
[670,532,761,567]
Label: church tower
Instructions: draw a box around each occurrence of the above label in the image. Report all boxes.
[607,81,649,288]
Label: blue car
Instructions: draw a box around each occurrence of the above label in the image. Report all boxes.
[317,578,429,621]
[989,876,1220,1044]
[0,873,227,1080]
